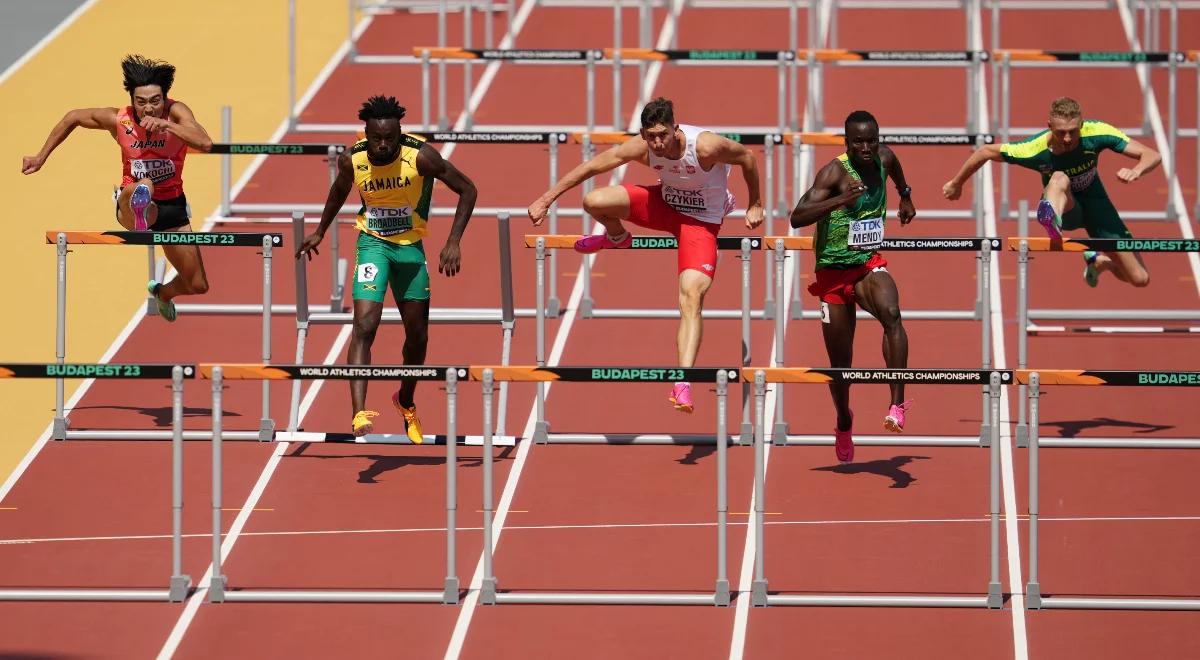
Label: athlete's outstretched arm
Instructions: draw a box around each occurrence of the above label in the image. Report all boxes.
[22,107,118,174]
[527,137,649,225]
[297,149,356,261]
[1113,139,1161,183]
[158,102,213,152]
[418,144,478,276]
[942,143,1003,201]
[790,161,864,228]
[880,145,915,225]
[706,134,764,229]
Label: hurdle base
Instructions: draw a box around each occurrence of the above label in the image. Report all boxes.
[715,579,730,607]
[219,589,448,603]
[763,299,775,320]
[52,416,69,441]
[739,422,754,446]
[537,433,738,445]
[1037,596,1200,611]
[443,577,459,605]
[987,582,1004,609]
[169,575,192,603]
[533,421,550,444]
[493,592,720,606]
[780,434,984,447]
[979,423,991,447]
[579,297,595,318]
[587,307,772,320]
[1038,437,1200,449]
[480,577,498,605]
[1016,424,1028,449]
[1026,582,1042,609]
[273,432,517,446]
[752,580,769,607]
[771,421,789,447]
[0,588,173,602]
[546,297,561,319]
[767,594,990,608]
[258,418,275,443]
[208,575,227,603]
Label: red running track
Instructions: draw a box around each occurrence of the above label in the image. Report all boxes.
[1,3,1198,659]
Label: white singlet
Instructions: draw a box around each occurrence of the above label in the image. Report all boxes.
[646,124,735,225]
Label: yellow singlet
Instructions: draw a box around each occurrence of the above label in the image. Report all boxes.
[351,134,433,245]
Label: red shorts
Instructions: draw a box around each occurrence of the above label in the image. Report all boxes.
[807,253,889,305]
[622,184,721,277]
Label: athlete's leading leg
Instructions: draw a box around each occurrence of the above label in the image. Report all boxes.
[575,186,635,253]
[395,298,430,408]
[349,298,384,435]
[677,268,713,367]
[854,269,909,407]
[116,178,159,231]
[822,301,857,462]
[1037,172,1076,239]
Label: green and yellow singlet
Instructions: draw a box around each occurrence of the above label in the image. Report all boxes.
[999,120,1129,199]
[351,134,434,245]
[815,153,887,270]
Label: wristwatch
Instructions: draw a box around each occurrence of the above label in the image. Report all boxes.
[897,186,912,199]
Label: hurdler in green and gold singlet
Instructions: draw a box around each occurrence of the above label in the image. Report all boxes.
[815,153,887,270]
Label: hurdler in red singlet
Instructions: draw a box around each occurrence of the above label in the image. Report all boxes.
[23,55,214,322]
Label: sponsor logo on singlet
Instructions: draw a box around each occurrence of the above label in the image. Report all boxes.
[661,184,706,214]
[130,158,176,183]
[364,206,414,236]
[848,216,884,250]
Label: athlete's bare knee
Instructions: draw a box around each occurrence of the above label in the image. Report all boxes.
[879,304,902,329]
[188,272,209,295]
[583,189,615,218]
[351,318,379,344]
[1129,270,1150,287]
[1047,171,1070,191]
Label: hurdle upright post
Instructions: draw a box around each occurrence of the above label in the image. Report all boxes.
[987,370,1003,608]
[53,233,68,440]
[1165,30,1178,221]
[480,368,498,604]
[773,239,788,444]
[612,3,622,130]
[443,368,459,604]
[534,238,549,444]
[327,145,347,312]
[463,0,474,131]
[764,137,776,318]
[208,366,227,603]
[751,370,768,606]
[1015,200,1030,448]
[496,213,515,438]
[1025,371,1042,608]
[259,236,275,442]
[979,237,993,447]
[999,51,1011,221]
[547,133,561,317]
[289,212,309,433]
[220,106,231,216]
[287,0,297,131]
[169,365,191,602]
[580,132,595,317]
[740,239,753,443]
[715,369,731,606]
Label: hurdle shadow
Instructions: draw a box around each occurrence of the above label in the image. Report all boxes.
[677,444,716,465]
[64,405,232,427]
[811,455,931,489]
[1039,417,1174,438]
[287,444,513,484]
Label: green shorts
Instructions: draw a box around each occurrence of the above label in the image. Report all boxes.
[1060,194,1133,240]
[352,232,430,303]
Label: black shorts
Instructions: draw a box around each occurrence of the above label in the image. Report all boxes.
[114,190,191,230]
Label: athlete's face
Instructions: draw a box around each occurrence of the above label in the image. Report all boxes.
[844,121,880,166]
[131,85,165,119]
[1047,115,1083,153]
[364,118,402,164]
[641,123,681,158]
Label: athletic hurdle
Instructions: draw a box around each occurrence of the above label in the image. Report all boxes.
[530,235,757,440]
[289,212,518,441]
[199,364,469,603]
[748,367,1011,608]
[762,235,1002,446]
[995,48,1188,221]
[0,363,194,602]
[474,365,738,605]
[1021,368,1200,610]
[1009,223,1200,447]
[45,231,281,442]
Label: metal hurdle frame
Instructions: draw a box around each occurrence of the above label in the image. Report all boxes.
[202,364,468,603]
[532,235,758,442]
[1023,368,1200,610]
[47,231,281,442]
[995,48,1188,221]
[0,363,194,602]
[474,365,738,605]
[749,367,1010,608]
[288,212,519,442]
[1011,222,1200,447]
[763,236,1003,447]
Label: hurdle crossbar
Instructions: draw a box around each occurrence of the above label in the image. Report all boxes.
[995,49,1189,221]
[46,231,281,442]
[200,365,465,603]
[0,364,195,602]
[474,366,737,606]
[747,368,1008,608]
[1021,370,1200,610]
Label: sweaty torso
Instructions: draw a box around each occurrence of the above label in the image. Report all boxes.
[115,100,188,199]
[351,134,434,245]
[815,154,887,270]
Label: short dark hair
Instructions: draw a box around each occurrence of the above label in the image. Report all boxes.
[122,55,175,96]
[844,110,878,134]
[640,97,675,130]
[358,95,407,123]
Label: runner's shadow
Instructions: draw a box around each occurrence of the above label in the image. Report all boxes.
[288,444,507,484]
[677,444,715,465]
[1041,417,1173,438]
[66,405,228,427]
[811,455,931,489]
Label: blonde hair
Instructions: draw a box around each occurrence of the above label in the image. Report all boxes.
[1049,97,1082,120]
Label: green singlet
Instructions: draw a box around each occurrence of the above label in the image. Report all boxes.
[815,153,887,270]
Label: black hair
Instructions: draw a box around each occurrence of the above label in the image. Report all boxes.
[358,95,407,123]
[844,110,878,134]
[122,55,175,96]
[640,97,675,130]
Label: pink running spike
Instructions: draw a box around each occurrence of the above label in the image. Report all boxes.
[1035,199,1062,240]
[669,382,694,414]
[130,184,152,231]
[834,412,854,464]
[574,231,632,254]
[884,400,913,433]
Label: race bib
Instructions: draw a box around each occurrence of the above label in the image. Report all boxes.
[364,205,413,236]
[848,216,884,251]
[660,185,707,215]
[129,158,176,184]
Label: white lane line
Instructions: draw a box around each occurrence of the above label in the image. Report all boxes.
[0,0,100,87]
